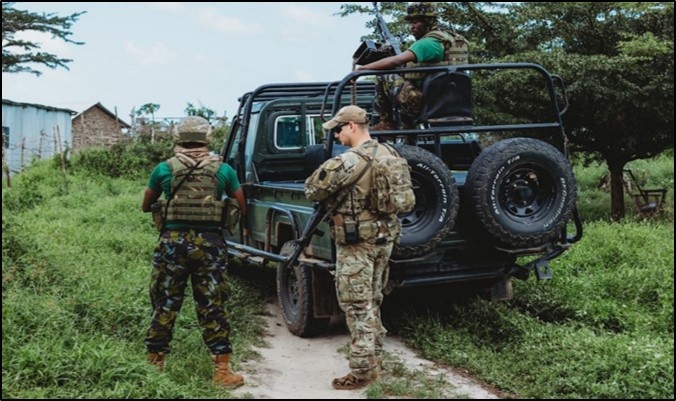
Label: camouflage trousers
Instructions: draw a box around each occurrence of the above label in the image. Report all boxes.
[145,229,233,355]
[335,240,394,379]
[375,75,423,128]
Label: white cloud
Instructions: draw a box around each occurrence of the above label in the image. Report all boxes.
[195,6,263,34]
[144,2,187,14]
[124,41,177,66]
[281,5,333,27]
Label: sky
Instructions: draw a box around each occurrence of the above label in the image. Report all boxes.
[2,2,377,122]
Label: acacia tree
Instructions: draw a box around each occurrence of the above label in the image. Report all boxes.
[2,2,85,75]
[504,2,674,220]
[343,2,674,220]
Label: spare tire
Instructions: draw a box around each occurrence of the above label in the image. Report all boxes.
[392,144,459,258]
[464,137,576,248]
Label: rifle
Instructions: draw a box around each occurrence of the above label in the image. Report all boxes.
[279,202,335,270]
[352,2,402,66]
[281,152,375,270]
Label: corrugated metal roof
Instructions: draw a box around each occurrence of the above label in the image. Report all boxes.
[2,99,77,115]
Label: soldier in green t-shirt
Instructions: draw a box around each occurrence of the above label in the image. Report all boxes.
[355,2,469,130]
[141,116,247,388]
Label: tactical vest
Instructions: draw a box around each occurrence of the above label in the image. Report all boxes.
[404,30,469,80]
[330,142,401,245]
[161,157,224,224]
[332,143,378,220]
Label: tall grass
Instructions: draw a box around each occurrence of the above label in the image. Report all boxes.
[386,220,673,398]
[2,160,266,399]
[384,151,674,399]
[3,147,673,398]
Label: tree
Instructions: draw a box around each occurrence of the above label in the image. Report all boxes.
[185,102,216,123]
[504,2,674,220]
[342,2,674,220]
[2,2,85,76]
[136,103,161,143]
[185,102,229,150]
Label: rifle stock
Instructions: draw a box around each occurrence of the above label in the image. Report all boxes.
[280,202,331,269]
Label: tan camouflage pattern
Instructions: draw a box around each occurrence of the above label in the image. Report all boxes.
[163,157,224,224]
[172,116,213,144]
[306,140,399,380]
[305,141,374,218]
[404,30,469,80]
[335,240,393,379]
[145,229,233,355]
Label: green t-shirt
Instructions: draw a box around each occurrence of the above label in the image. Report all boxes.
[148,161,241,230]
[409,37,444,63]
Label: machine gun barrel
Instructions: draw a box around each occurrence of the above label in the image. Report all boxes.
[373,2,401,55]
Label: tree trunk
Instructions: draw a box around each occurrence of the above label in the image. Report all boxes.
[609,164,626,221]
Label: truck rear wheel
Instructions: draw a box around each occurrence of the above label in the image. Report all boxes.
[277,241,330,337]
[392,144,459,258]
[464,137,576,248]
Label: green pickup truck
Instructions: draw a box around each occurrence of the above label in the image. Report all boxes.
[221,63,583,337]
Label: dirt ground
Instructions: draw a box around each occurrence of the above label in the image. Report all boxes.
[233,299,502,399]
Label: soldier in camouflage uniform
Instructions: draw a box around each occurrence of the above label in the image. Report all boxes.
[141,116,247,388]
[305,105,403,390]
[354,2,469,129]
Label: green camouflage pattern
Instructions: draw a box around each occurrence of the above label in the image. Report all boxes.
[335,240,394,379]
[145,229,233,355]
[374,75,420,128]
[405,2,438,20]
[376,30,469,125]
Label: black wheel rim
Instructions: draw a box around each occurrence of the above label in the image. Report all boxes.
[399,171,433,230]
[499,163,555,221]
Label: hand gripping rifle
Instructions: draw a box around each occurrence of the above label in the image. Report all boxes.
[352,2,402,66]
[281,154,374,270]
[279,201,334,271]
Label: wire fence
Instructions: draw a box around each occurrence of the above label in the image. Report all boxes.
[2,128,68,188]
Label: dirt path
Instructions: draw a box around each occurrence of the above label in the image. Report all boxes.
[233,299,501,399]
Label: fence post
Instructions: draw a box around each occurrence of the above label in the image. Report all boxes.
[54,125,68,191]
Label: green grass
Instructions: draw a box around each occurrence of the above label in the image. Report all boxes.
[385,220,673,398]
[2,161,267,399]
[3,150,673,398]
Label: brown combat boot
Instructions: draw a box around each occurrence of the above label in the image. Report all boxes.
[212,354,245,388]
[147,352,166,372]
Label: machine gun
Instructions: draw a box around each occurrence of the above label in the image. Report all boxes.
[352,2,402,66]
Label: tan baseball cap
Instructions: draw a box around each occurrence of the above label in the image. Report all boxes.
[322,105,369,130]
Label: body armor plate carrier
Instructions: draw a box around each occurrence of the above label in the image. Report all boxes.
[161,157,224,224]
